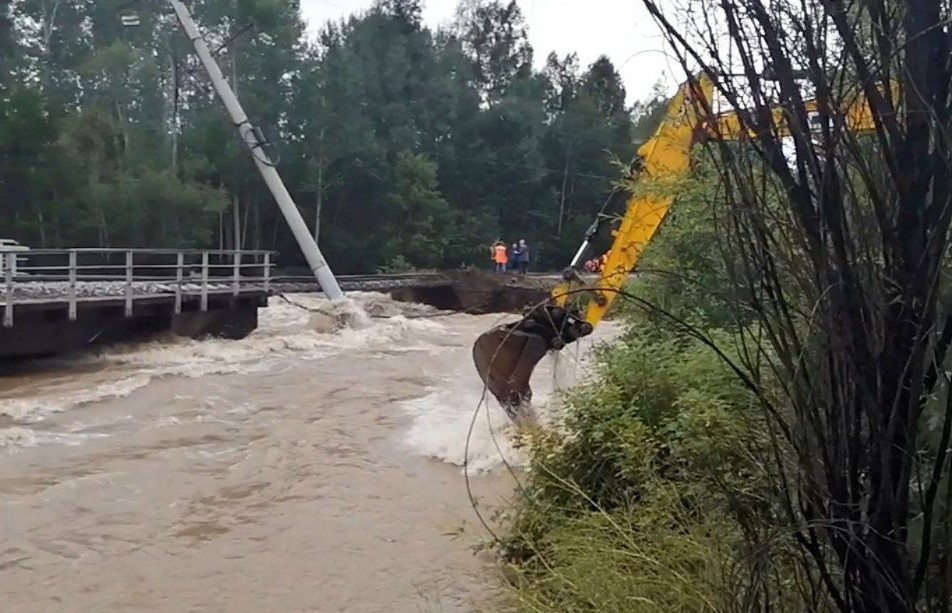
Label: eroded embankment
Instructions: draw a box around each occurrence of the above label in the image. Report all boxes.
[388,269,555,315]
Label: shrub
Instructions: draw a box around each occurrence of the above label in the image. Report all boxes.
[493,311,787,612]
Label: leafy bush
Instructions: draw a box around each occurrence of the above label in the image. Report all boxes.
[376,253,415,274]
[493,311,789,612]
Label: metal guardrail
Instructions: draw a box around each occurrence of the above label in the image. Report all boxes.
[0,248,275,327]
[0,249,568,328]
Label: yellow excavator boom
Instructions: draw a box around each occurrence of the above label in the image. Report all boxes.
[550,73,716,326]
[553,74,891,328]
[474,70,894,420]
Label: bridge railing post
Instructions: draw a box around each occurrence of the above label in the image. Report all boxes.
[68,250,77,321]
[232,250,240,297]
[124,251,134,317]
[263,252,271,293]
[201,251,209,311]
[175,252,183,314]
[3,252,13,327]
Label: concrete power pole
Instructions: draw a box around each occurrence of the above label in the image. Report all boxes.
[166,0,344,300]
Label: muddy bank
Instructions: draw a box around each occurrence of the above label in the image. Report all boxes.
[389,269,553,314]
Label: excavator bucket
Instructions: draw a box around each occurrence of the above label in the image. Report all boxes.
[472,303,595,422]
[472,325,550,421]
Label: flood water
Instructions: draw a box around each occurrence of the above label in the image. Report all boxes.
[0,292,620,613]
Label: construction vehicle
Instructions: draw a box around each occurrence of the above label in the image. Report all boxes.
[472,70,889,420]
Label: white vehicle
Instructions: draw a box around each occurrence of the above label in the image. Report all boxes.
[0,239,30,277]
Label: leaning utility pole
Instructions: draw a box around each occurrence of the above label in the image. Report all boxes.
[166,0,344,300]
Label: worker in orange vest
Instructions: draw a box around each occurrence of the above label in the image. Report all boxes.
[584,251,610,273]
[493,241,508,273]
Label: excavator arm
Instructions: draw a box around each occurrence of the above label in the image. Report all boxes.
[549,73,717,326]
[473,71,890,421]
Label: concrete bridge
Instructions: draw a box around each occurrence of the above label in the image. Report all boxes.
[0,249,556,359]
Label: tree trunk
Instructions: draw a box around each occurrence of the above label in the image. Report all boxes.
[558,152,570,235]
[233,195,241,250]
[253,199,261,250]
[99,208,109,248]
[241,193,250,249]
[39,1,61,96]
[169,44,179,171]
[37,211,46,247]
[114,101,128,156]
[314,130,325,243]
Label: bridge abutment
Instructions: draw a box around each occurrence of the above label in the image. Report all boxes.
[169,299,260,340]
[0,295,267,360]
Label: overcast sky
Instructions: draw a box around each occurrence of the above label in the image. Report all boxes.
[298,0,680,105]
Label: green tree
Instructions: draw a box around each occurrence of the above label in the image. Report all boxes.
[454,0,533,106]
[379,151,453,269]
[0,0,645,277]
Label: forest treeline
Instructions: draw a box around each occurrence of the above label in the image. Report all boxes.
[0,0,665,273]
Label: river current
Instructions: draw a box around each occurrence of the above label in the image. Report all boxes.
[0,292,620,612]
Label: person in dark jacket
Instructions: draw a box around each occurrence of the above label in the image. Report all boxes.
[516,239,530,274]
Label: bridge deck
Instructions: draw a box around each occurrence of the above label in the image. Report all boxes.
[0,249,276,328]
[0,249,578,359]
[0,248,473,325]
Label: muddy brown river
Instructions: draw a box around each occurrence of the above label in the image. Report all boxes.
[0,293,619,612]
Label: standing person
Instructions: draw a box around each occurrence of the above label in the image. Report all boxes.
[517,239,530,275]
[509,242,521,271]
[493,241,508,273]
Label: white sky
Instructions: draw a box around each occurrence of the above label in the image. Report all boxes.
[298,0,681,105]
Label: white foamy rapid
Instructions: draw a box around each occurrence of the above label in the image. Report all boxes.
[0,292,438,424]
[399,316,622,474]
[0,290,626,613]
[0,291,621,472]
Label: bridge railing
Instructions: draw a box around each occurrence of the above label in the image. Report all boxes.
[1,248,276,327]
